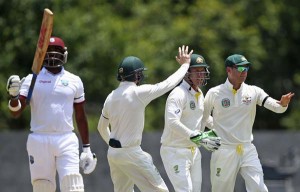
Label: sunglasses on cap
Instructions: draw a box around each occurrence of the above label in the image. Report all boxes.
[232,65,250,72]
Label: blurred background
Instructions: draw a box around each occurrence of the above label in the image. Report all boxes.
[0,0,299,191]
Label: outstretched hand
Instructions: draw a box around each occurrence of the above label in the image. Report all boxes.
[176,45,193,65]
[277,92,295,107]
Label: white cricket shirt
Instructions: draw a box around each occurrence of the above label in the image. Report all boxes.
[202,79,287,144]
[161,80,205,147]
[99,63,189,147]
[20,67,85,132]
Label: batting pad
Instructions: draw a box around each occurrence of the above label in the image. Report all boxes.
[60,173,84,192]
[33,179,56,192]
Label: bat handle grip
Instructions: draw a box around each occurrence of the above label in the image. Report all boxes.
[26,73,37,105]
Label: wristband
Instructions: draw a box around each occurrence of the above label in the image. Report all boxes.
[8,99,21,112]
[10,94,19,100]
[83,144,90,148]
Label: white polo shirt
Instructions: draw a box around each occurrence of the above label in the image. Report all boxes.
[202,78,287,144]
[161,80,205,147]
[100,63,189,147]
[20,67,85,133]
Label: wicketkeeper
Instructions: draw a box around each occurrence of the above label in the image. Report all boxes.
[160,53,221,192]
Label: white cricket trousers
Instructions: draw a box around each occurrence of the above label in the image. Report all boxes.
[27,132,80,187]
[210,143,268,192]
[160,146,202,192]
[107,146,168,192]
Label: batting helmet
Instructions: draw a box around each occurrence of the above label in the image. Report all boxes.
[44,37,68,68]
[117,56,147,84]
[185,54,210,86]
[190,54,209,68]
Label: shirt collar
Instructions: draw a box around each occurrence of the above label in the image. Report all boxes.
[41,67,65,75]
[181,80,202,96]
[119,81,137,87]
[225,78,244,94]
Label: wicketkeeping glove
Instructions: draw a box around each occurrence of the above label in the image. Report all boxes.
[6,75,22,98]
[190,129,221,152]
[79,146,97,174]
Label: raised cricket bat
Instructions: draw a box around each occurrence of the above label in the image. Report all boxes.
[26,8,53,104]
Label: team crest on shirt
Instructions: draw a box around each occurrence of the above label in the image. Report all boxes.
[242,96,252,105]
[190,101,196,110]
[61,79,69,86]
[221,98,230,108]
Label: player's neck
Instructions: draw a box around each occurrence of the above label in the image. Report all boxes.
[228,78,242,90]
[46,67,62,74]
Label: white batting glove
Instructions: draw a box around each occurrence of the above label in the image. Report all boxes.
[79,146,97,174]
[6,75,21,98]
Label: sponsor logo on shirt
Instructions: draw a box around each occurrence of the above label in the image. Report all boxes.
[242,96,252,105]
[190,101,196,110]
[221,98,230,108]
[39,80,51,83]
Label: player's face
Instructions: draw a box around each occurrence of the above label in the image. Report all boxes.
[188,67,209,87]
[228,64,249,84]
[44,46,65,68]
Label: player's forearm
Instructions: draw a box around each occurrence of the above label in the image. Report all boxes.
[168,119,194,138]
[162,63,189,89]
[204,116,214,129]
[263,97,288,113]
[8,96,26,118]
[75,110,89,144]
[149,64,189,98]
[97,115,110,144]
[77,121,89,145]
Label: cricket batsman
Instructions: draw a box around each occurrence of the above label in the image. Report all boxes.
[6,37,97,192]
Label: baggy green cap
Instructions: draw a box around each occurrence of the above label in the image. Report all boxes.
[225,54,251,67]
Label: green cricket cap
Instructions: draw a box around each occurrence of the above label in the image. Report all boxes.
[225,54,251,67]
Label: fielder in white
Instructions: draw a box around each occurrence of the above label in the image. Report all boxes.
[97,45,192,192]
[6,37,97,192]
[201,54,294,192]
[160,53,221,192]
